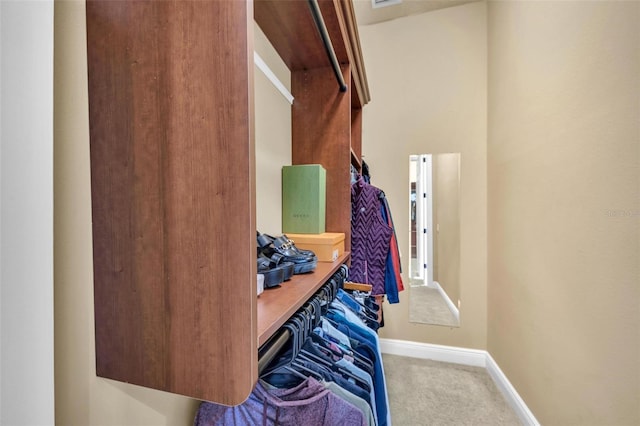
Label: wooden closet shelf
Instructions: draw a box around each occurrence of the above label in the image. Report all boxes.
[257,252,350,346]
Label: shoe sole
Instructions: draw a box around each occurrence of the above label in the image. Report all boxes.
[259,267,285,288]
[293,259,317,274]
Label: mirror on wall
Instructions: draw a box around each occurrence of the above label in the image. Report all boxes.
[409,153,461,327]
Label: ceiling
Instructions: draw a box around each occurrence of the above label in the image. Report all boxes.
[353,0,478,26]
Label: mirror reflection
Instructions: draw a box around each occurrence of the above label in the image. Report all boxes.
[409,153,461,327]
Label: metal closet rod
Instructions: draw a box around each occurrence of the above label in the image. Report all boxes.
[307,0,348,93]
[258,328,291,375]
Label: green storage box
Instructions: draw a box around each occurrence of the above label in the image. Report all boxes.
[282,164,326,234]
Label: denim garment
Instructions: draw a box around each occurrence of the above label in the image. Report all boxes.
[336,289,380,327]
[326,308,390,426]
[332,297,379,332]
[317,323,375,378]
[380,198,401,303]
[320,317,352,348]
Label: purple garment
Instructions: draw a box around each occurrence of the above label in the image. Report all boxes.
[350,177,392,295]
[194,377,367,426]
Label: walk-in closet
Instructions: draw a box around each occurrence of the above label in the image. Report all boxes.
[3,0,636,424]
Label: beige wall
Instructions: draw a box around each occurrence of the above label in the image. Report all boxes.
[54,2,291,424]
[487,1,640,424]
[254,25,292,235]
[54,0,639,424]
[359,2,487,347]
[434,154,461,305]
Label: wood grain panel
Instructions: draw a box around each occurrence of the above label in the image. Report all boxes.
[254,0,329,70]
[87,0,256,405]
[351,107,363,166]
[291,65,352,252]
[87,0,167,391]
[339,0,371,106]
[318,0,350,65]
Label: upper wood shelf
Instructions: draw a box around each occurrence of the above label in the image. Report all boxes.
[257,252,350,346]
[254,0,370,108]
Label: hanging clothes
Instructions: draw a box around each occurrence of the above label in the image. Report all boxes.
[195,270,390,426]
[350,176,392,296]
[350,171,404,304]
[326,298,390,426]
[194,377,367,426]
[361,160,371,184]
[379,195,403,304]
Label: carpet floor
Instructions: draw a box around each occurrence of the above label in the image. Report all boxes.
[408,285,459,327]
[383,354,522,426]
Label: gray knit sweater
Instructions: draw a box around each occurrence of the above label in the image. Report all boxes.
[194,377,367,426]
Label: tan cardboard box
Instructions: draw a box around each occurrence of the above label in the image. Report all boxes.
[285,232,345,262]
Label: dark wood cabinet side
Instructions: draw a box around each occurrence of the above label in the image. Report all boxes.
[86,0,257,405]
[87,0,369,406]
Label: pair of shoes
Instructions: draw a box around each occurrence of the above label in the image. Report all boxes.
[257,253,294,289]
[257,233,318,259]
[257,232,317,274]
[274,234,318,259]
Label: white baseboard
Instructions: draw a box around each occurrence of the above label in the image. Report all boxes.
[380,338,486,367]
[485,353,539,426]
[432,281,460,323]
[380,338,540,426]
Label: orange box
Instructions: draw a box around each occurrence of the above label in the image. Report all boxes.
[285,232,345,262]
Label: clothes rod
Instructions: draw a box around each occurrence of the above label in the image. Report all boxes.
[307,0,348,93]
[258,328,291,375]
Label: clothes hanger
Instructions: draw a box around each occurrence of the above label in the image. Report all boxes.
[304,332,371,392]
[294,297,347,370]
[259,271,353,385]
[260,322,316,384]
[332,365,371,393]
[289,358,324,382]
[290,315,305,357]
[303,304,314,335]
[297,339,334,370]
[312,299,322,328]
[321,316,375,375]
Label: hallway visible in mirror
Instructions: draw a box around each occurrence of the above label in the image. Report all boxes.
[409,154,461,327]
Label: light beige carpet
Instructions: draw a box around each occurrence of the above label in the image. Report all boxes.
[409,286,459,327]
[383,354,522,425]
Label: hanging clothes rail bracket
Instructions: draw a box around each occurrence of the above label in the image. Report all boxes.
[344,282,372,292]
[307,0,348,93]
